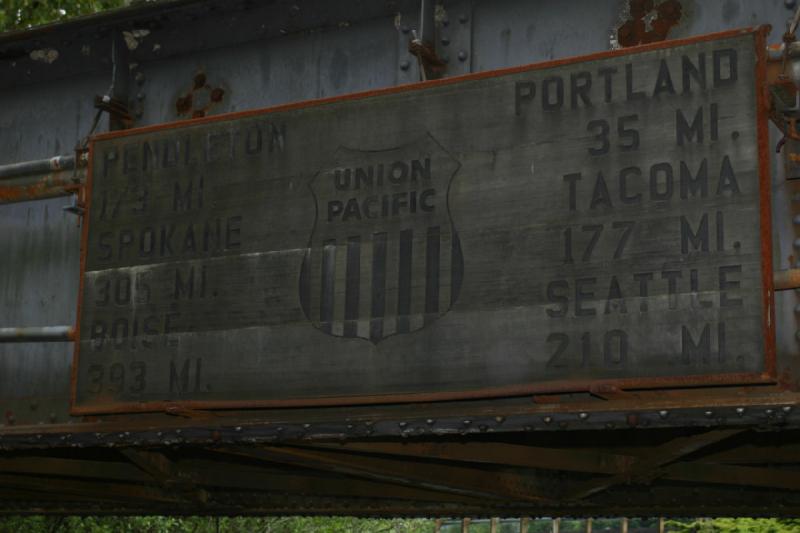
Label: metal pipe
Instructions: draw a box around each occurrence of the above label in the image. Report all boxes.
[0,326,75,343]
[774,269,800,290]
[0,155,75,181]
[419,0,435,45]
[0,166,85,205]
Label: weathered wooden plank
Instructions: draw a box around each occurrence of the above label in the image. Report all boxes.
[74,30,770,412]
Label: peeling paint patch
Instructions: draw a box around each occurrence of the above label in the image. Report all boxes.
[434,4,447,24]
[613,0,683,48]
[122,29,151,50]
[29,49,59,64]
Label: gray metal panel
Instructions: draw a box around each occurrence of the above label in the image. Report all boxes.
[0,198,80,424]
[135,22,400,125]
[0,73,108,165]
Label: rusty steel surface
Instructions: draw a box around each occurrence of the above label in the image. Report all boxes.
[4,0,800,517]
[0,0,795,428]
[71,28,774,414]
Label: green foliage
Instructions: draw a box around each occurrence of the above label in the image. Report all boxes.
[0,516,433,533]
[666,517,800,532]
[0,0,125,32]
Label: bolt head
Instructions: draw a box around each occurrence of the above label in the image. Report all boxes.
[543,416,552,424]
[579,412,589,420]
[735,407,746,416]
[401,24,410,34]
[400,59,411,70]
[457,50,468,61]
[658,410,669,419]
[441,36,450,45]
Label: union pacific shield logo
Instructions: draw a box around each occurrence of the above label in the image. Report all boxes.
[299,134,463,342]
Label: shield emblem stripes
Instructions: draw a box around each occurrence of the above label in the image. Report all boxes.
[299,135,463,342]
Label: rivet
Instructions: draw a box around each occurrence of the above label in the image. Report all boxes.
[462,419,471,425]
[276,426,284,432]
[426,418,435,425]
[494,416,505,424]
[118,433,124,439]
[579,412,589,420]
[658,410,669,419]
[398,421,407,428]
[543,416,552,424]
[235,426,242,432]
[365,421,373,427]
[303,423,311,429]
[766,408,775,416]
[36,434,42,440]
[137,92,145,101]
[400,60,410,71]
[346,424,354,430]
[735,407,745,416]
[783,405,793,413]
[135,71,145,84]
[458,13,468,23]
[401,24,410,34]
[156,431,163,437]
[457,50,468,61]
[704,411,714,418]
[441,36,450,45]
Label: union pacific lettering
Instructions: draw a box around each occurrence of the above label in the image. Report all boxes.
[326,158,436,222]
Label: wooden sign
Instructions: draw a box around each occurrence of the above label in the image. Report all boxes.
[72,28,773,413]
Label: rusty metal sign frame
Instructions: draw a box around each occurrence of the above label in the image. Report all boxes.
[71,26,776,415]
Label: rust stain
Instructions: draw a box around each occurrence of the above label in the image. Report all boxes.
[176,70,226,119]
[617,0,683,48]
[0,173,80,203]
